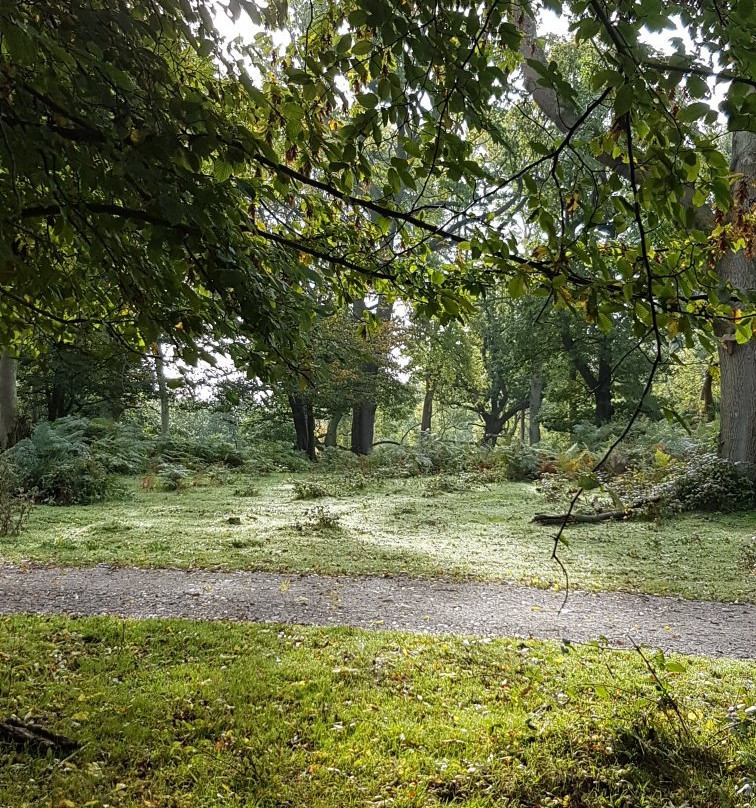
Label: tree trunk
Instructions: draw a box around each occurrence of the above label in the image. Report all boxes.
[153,342,170,437]
[46,381,67,421]
[420,381,434,434]
[350,401,376,455]
[715,128,756,475]
[700,368,715,422]
[529,369,543,444]
[595,350,614,426]
[324,411,344,448]
[0,352,19,450]
[519,409,526,441]
[480,413,505,447]
[289,394,317,460]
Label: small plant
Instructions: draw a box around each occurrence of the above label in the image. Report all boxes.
[301,505,341,530]
[292,480,330,500]
[666,454,755,512]
[422,475,463,496]
[156,462,191,492]
[0,462,32,536]
[233,483,260,497]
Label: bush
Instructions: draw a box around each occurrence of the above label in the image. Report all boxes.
[661,454,755,512]
[153,436,244,470]
[292,480,330,500]
[89,419,154,474]
[5,418,109,505]
[156,462,191,492]
[245,441,312,473]
[0,461,32,535]
[299,505,341,530]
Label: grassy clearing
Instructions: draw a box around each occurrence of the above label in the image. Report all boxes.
[3,473,754,602]
[0,616,753,808]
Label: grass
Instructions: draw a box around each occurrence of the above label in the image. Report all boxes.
[0,616,754,808]
[2,472,754,602]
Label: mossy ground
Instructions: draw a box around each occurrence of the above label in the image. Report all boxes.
[2,472,754,602]
[0,615,753,808]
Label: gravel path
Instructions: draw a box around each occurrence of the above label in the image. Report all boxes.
[0,564,753,659]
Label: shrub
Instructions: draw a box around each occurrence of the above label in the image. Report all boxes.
[661,454,755,512]
[245,441,312,473]
[0,461,32,536]
[5,418,109,505]
[292,480,330,500]
[89,419,154,474]
[496,441,543,481]
[156,462,191,492]
[301,505,341,530]
[233,483,260,497]
[153,436,244,470]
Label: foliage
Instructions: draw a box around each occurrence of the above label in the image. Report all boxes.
[5,417,109,505]
[0,460,32,536]
[17,336,153,423]
[153,435,245,470]
[245,440,314,473]
[657,454,756,513]
[155,462,191,493]
[292,479,330,500]
[89,420,156,475]
[298,504,342,531]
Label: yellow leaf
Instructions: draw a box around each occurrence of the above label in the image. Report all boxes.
[59,801,76,808]
[71,711,89,721]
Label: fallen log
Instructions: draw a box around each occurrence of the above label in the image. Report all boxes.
[0,718,81,754]
[532,495,662,525]
[532,509,628,525]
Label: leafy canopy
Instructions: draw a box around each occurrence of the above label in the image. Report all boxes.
[1,0,754,366]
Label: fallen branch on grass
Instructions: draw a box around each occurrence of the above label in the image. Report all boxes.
[533,509,628,524]
[532,495,662,525]
[0,718,81,754]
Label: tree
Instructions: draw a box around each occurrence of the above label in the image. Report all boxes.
[17,336,153,423]
[3,1,754,470]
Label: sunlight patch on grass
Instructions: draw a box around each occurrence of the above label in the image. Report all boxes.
[1,473,753,602]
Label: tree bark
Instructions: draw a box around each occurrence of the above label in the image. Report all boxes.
[595,349,614,426]
[350,401,376,455]
[529,369,543,444]
[716,127,756,476]
[420,381,434,434]
[153,342,170,438]
[46,381,67,421]
[700,368,715,423]
[0,352,19,450]
[324,410,344,448]
[289,394,317,460]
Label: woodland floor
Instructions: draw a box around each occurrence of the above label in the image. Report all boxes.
[0,563,754,659]
[4,473,755,603]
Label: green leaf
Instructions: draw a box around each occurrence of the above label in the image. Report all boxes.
[574,18,602,42]
[735,320,753,344]
[356,92,378,108]
[351,39,373,57]
[678,102,711,123]
[614,84,634,116]
[687,75,709,98]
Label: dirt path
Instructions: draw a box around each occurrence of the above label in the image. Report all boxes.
[0,563,753,658]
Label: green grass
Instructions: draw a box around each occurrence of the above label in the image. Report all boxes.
[0,616,753,807]
[3,472,754,602]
